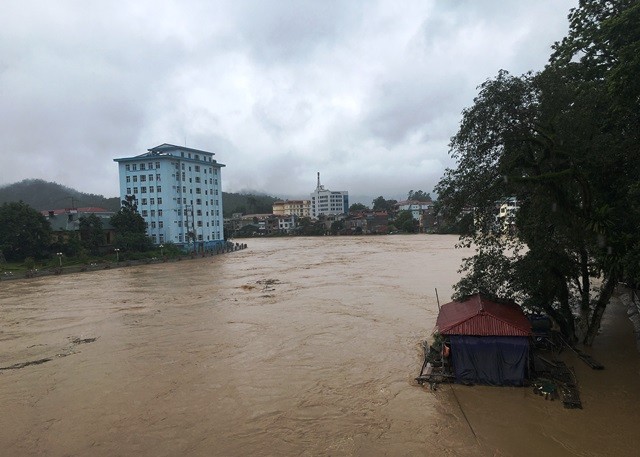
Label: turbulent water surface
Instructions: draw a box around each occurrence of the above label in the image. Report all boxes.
[1,235,639,456]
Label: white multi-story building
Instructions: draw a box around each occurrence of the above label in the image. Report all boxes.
[310,173,348,218]
[114,143,225,249]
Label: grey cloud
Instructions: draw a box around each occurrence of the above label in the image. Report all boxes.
[228,0,366,63]
[0,0,578,200]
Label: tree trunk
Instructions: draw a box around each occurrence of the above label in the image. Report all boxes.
[583,274,618,346]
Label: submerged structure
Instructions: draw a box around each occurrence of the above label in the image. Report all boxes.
[435,293,532,386]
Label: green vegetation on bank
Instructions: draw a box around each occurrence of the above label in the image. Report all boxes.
[435,0,640,345]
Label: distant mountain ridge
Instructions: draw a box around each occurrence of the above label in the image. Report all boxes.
[0,179,280,217]
[0,179,121,212]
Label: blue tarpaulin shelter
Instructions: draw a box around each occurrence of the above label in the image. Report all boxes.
[436,294,532,386]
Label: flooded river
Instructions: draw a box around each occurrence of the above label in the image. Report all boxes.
[1,235,639,456]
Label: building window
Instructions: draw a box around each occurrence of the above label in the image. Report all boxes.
[195,177,201,183]
[159,221,164,228]
[141,198,147,205]
[159,234,164,242]
[140,163,146,170]
[179,235,183,242]
[133,187,139,194]
[151,221,156,228]
[125,164,130,171]
[183,186,186,193]
[126,187,131,194]
[155,162,160,168]
[151,210,155,217]
[140,175,146,182]
[132,164,137,171]
[148,174,153,181]
[195,165,200,172]
[157,186,162,192]
[196,199,202,205]
[141,210,148,217]
[158,197,162,204]
[150,198,155,205]
[148,162,153,170]
[156,174,161,181]
[158,209,163,216]
[197,221,202,227]
[198,234,203,241]
[149,186,154,193]
[196,188,201,194]
[178,221,182,227]
[141,187,147,193]
[126,176,130,183]
[133,176,138,182]
[196,210,202,216]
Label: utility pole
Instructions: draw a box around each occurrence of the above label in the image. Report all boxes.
[191,205,197,254]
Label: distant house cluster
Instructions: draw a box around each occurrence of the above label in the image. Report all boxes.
[224,170,442,236]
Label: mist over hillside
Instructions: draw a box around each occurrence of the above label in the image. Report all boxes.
[0,179,121,212]
[0,179,279,217]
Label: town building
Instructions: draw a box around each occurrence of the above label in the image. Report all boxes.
[42,207,116,246]
[496,197,519,235]
[114,143,225,249]
[310,173,348,218]
[396,199,433,220]
[272,200,311,217]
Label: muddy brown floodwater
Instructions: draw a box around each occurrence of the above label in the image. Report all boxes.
[1,235,639,456]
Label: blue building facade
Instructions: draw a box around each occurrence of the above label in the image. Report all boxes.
[114,144,225,250]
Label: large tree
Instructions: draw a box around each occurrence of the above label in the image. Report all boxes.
[110,195,153,252]
[435,0,640,345]
[79,214,105,255]
[407,190,432,202]
[0,201,51,261]
[372,196,397,212]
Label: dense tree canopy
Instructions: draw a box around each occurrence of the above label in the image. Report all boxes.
[407,190,432,202]
[0,201,51,262]
[435,0,640,345]
[349,203,368,212]
[372,196,397,212]
[79,214,105,255]
[393,210,418,233]
[110,195,153,252]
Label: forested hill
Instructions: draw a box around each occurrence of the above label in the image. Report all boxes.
[0,179,280,217]
[0,179,121,212]
[222,192,280,217]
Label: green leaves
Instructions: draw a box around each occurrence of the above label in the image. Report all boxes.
[0,201,51,262]
[435,0,640,344]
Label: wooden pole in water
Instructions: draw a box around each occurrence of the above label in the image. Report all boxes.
[435,288,440,310]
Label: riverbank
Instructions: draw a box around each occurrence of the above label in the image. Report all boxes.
[0,242,247,282]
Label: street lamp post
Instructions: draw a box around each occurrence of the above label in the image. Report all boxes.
[56,252,63,267]
[159,244,164,257]
[115,248,120,262]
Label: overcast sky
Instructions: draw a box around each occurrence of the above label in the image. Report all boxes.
[1,0,577,203]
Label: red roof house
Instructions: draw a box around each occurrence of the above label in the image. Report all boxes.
[435,293,532,386]
[436,294,532,337]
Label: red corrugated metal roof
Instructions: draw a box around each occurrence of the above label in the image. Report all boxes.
[436,294,531,336]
